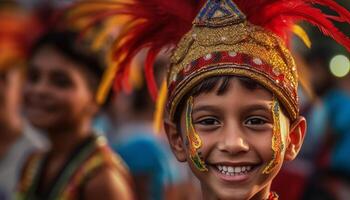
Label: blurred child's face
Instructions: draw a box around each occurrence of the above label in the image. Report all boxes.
[23,46,97,131]
[166,78,306,200]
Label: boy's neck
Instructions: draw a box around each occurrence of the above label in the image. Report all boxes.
[47,120,93,157]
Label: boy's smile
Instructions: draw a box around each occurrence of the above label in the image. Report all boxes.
[210,162,259,182]
[179,78,290,199]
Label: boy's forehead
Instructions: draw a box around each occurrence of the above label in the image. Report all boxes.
[196,77,273,101]
[193,79,273,111]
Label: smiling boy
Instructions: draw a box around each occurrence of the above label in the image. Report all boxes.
[165,74,306,199]
[66,0,350,199]
[159,0,349,198]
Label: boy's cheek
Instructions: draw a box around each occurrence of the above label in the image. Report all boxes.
[181,127,212,172]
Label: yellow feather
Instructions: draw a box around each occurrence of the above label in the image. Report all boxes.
[153,80,167,135]
[92,16,130,51]
[65,0,137,104]
[129,61,143,90]
[96,50,127,104]
[292,25,312,49]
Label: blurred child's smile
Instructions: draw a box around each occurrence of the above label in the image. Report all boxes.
[25,95,59,121]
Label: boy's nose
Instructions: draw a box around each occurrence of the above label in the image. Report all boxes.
[217,125,249,155]
[29,79,50,97]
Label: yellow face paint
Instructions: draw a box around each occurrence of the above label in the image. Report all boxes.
[185,96,208,172]
[263,96,285,174]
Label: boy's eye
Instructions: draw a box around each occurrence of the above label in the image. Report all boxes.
[195,118,220,126]
[27,68,40,84]
[50,72,73,89]
[244,117,268,126]
[244,117,272,131]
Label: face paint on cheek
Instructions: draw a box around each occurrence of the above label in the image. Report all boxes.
[185,96,208,172]
[262,96,284,174]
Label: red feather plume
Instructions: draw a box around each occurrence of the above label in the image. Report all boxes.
[65,0,350,100]
[234,0,350,49]
[66,0,205,101]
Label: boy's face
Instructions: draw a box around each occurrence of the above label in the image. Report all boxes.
[165,78,306,199]
[23,46,98,131]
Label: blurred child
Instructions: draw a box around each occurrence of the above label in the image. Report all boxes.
[0,4,46,200]
[16,31,134,200]
[66,0,350,199]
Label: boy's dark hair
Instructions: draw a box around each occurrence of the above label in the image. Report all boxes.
[30,30,112,106]
[173,75,288,131]
[30,30,104,94]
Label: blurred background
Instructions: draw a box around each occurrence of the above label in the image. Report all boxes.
[0,0,349,200]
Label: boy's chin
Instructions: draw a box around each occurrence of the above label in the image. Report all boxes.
[193,165,273,200]
[206,182,270,200]
[28,116,67,132]
[205,183,254,200]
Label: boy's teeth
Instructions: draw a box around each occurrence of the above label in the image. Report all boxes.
[235,167,241,173]
[228,166,234,173]
[216,165,254,175]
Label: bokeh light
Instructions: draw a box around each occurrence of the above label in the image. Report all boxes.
[329,55,350,78]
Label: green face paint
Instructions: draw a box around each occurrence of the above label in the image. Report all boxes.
[185,96,208,172]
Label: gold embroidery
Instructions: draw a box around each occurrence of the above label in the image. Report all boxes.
[167,20,299,123]
[169,66,298,121]
[263,97,284,174]
[185,96,208,172]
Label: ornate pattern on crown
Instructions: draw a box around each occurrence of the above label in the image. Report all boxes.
[167,0,299,121]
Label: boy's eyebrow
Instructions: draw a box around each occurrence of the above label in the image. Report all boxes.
[192,102,273,114]
[242,103,272,113]
[192,105,222,113]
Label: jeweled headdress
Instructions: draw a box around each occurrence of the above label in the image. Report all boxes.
[66,0,350,122]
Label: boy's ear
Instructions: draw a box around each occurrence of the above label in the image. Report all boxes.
[284,116,307,161]
[164,119,187,162]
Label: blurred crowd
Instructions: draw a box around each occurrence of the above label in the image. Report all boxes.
[0,0,349,200]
